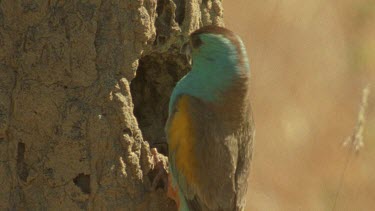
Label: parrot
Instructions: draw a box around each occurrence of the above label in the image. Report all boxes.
[165,25,255,211]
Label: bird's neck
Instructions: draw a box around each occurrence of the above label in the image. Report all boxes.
[169,63,248,110]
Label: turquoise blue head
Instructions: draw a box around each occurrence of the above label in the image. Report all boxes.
[169,26,250,112]
[188,26,250,72]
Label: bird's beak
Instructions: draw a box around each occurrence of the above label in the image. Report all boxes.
[180,43,192,66]
[180,43,191,55]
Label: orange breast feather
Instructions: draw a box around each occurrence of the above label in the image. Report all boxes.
[169,96,198,186]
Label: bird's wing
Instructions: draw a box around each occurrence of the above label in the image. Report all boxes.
[166,94,202,210]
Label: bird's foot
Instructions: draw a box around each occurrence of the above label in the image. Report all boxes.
[150,148,180,209]
[150,148,168,191]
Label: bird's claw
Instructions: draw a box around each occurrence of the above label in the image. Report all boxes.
[150,148,168,191]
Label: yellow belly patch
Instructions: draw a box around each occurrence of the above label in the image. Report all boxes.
[169,95,198,186]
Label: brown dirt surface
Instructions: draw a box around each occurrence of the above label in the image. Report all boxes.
[0,0,224,210]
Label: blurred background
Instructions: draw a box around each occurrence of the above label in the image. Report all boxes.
[223,0,375,210]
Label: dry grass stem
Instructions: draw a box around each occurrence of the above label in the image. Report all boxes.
[342,85,371,152]
[332,85,371,211]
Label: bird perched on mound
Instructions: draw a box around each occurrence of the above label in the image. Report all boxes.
[166,25,255,211]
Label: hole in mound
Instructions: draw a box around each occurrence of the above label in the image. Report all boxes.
[73,173,91,194]
[130,52,189,155]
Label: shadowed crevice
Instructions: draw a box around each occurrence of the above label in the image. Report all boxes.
[73,173,91,194]
[17,142,29,182]
[155,0,173,46]
[173,0,185,25]
[154,0,185,46]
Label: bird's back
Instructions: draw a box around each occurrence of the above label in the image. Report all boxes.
[167,78,254,211]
